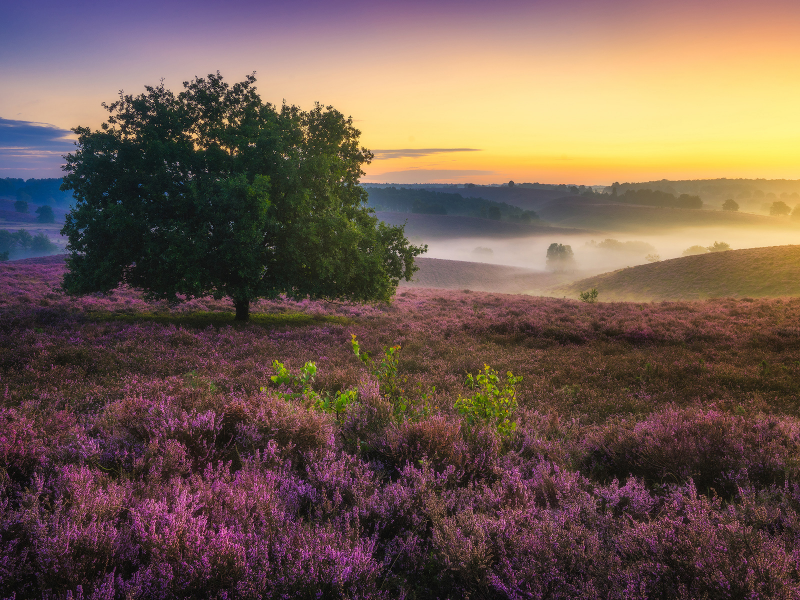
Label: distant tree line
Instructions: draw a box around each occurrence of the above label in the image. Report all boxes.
[367,187,539,222]
[610,187,703,209]
[682,241,731,256]
[9,199,55,222]
[606,179,800,210]
[587,239,656,255]
[0,178,73,207]
[0,229,59,261]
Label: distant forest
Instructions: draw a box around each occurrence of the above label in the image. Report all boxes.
[612,188,703,209]
[607,179,800,212]
[0,178,73,207]
[366,187,539,222]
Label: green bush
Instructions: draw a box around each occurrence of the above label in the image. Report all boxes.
[454,365,521,437]
[351,334,432,422]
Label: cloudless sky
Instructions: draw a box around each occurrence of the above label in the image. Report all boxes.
[2,0,800,183]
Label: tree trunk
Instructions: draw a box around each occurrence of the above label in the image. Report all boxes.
[234,298,250,322]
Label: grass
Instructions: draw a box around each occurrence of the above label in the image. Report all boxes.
[559,244,800,301]
[85,309,353,328]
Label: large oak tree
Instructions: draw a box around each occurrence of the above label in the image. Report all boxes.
[61,73,425,320]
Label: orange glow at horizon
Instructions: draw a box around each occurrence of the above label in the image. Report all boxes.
[4,0,800,183]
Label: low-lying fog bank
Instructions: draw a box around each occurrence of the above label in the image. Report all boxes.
[420,225,800,274]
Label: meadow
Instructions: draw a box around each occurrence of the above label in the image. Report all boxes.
[2,256,800,598]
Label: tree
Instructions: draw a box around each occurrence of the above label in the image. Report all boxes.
[546,243,575,271]
[35,205,55,223]
[722,198,739,212]
[682,245,709,256]
[791,204,800,221]
[61,73,425,321]
[707,241,731,253]
[770,201,791,216]
[14,200,28,213]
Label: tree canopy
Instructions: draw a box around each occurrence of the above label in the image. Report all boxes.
[61,73,425,320]
[546,243,575,271]
[722,198,739,212]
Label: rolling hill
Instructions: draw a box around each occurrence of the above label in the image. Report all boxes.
[556,244,800,301]
[399,257,576,293]
[375,211,589,240]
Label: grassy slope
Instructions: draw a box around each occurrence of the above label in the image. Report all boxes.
[558,244,800,301]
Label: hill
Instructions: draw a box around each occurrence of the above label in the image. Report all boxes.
[366,184,570,212]
[376,211,589,239]
[366,187,539,222]
[536,195,798,232]
[400,257,574,293]
[557,244,800,301]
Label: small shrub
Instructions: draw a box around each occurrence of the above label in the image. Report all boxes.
[579,288,599,303]
[455,365,521,438]
[351,334,432,422]
[269,360,359,421]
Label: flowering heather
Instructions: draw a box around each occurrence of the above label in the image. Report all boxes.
[2,256,800,598]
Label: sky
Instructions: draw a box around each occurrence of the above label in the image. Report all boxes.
[2,0,800,184]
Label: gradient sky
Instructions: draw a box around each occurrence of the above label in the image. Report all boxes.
[3,0,800,184]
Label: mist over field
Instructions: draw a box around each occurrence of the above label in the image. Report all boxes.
[422,225,800,273]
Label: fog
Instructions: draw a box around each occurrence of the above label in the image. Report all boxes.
[420,225,800,278]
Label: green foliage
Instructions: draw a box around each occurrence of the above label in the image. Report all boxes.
[546,243,575,271]
[615,188,702,209]
[351,334,432,422]
[707,241,731,253]
[682,245,709,256]
[268,360,358,421]
[770,201,791,216]
[579,288,599,303]
[722,198,739,211]
[365,186,538,222]
[35,205,55,223]
[0,229,57,258]
[60,72,425,320]
[454,365,521,437]
[13,199,28,213]
[86,309,350,329]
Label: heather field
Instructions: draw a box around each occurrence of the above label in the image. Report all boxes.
[3,256,800,599]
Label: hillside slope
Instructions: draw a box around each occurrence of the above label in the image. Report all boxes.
[557,245,800,301]
[376,211,588,239]
[400,257,575,293]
